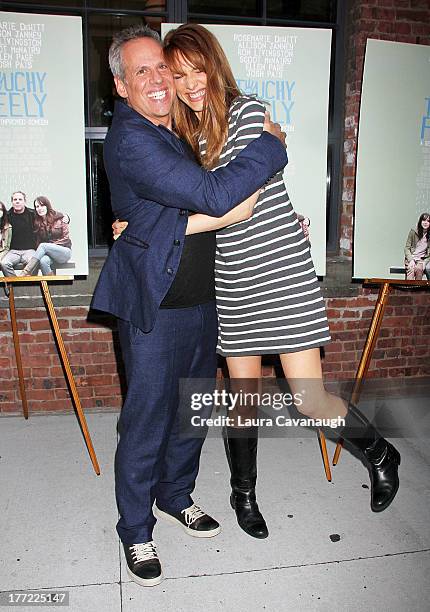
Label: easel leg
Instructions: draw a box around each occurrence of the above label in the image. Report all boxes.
[8,284,29,419]
[333,282,392,466]
[40,281,100,475]
[318,430,332,482]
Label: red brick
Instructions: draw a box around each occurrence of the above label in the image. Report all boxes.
[90,330,115,342]
[61,331,92,342]
[29,319,68,331]
[371,7,396,19]
[0,403,21,413]
[375,358,406,368]
[394,21,412,34]
[18,308,49,320]
[93,385,122,397]
[22,343,55,355]
[57,307,89,318]
[396,8,429,22]
[18,332,51,343]
[376,20,395,33]
[412,22,430,36]
[0,321,26,332]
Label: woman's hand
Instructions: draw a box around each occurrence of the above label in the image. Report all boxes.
[112,219,128,240]
[263,111,286,147]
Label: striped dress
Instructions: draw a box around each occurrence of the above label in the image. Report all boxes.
[200,96,331,356]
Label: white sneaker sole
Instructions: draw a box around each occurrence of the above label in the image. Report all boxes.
[154,507,221,538]
[126,565,163,587]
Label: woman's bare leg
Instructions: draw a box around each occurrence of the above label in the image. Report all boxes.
[280,348,400,512]
[279,348,347,419]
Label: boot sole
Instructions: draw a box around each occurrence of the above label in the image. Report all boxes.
[154,507,221,538]
[126,565,163,587]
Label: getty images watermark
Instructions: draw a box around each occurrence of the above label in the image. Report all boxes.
[189,390,345,430]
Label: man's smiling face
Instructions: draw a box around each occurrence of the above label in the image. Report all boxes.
[115,37,175,129]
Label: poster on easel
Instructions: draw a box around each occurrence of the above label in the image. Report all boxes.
[0,12,88,277]
[354,39,430,280]
[162,24,332,276]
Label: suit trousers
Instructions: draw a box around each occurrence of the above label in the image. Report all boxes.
[115,301,218,544]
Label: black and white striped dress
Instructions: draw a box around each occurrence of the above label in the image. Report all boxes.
[200,96,331,356]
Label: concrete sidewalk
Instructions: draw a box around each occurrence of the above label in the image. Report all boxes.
[0,411,429,611]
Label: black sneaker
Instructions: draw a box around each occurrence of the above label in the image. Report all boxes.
[154,503,221,538]
[123,541,162,587]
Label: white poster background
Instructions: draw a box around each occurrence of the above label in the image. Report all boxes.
[162,24,332,275]
[0,12,88,276]
[354,39,430,279]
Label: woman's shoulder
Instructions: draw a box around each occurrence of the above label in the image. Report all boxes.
[228,95,266,120]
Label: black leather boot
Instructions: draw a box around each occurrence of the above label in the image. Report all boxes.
[340,404,401,512]
[223,426,268,538]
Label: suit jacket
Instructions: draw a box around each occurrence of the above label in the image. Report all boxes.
[92,101,288,332]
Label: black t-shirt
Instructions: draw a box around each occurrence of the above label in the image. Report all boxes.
[9,208,36,250]
[160,230,216,308]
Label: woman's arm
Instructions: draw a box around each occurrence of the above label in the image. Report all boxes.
[404,229,415,262]
[112,189,260,239]
[5,225,12,250]
[185,189,260,235]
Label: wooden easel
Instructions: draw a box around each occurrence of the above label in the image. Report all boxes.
[1,275,100,475]
[331,278,430,467]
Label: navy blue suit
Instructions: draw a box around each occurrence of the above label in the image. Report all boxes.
[92,101,287,544]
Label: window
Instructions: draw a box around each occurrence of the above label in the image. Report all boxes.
[0,0,343,253]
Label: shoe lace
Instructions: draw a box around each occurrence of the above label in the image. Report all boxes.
[181,503,205,526]
[130,541,158,563]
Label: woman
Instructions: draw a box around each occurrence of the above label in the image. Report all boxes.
[116,24,401,537]
[20,196,72,276]
[0,201,12,264]
[404,212,430,280]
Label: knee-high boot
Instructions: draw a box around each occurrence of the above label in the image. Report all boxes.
[223,426,269,539]
[339,404,401,512]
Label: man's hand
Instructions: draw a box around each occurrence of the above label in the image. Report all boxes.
[112,219,128,240]
[263,111,286,146]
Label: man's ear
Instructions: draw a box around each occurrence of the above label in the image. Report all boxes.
[114,76,127,99]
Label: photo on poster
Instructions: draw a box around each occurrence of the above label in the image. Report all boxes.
[0,12,87,277]
[354,39,430,281]
[162,24,332,276]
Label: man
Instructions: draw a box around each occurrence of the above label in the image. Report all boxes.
[91,25,287,587]
[1,191,36,276]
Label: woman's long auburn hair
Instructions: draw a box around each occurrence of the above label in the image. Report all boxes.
[0,201,10,233]
[33,196,61,234]
[163,24,241,169]
[417,212,430,240]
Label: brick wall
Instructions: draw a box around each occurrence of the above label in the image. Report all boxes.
[1,291,429,415]
[340,0,430,255]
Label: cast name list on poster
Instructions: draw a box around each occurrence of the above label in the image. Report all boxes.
[234,33,298,127]
[0,20,47,118]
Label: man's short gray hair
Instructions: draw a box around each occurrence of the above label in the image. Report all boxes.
[11,191,26,201]
[109,24,161,80]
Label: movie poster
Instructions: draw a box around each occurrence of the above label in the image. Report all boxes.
[0,12,87,277]
[162,24,332,275]
[354,39,430,280]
